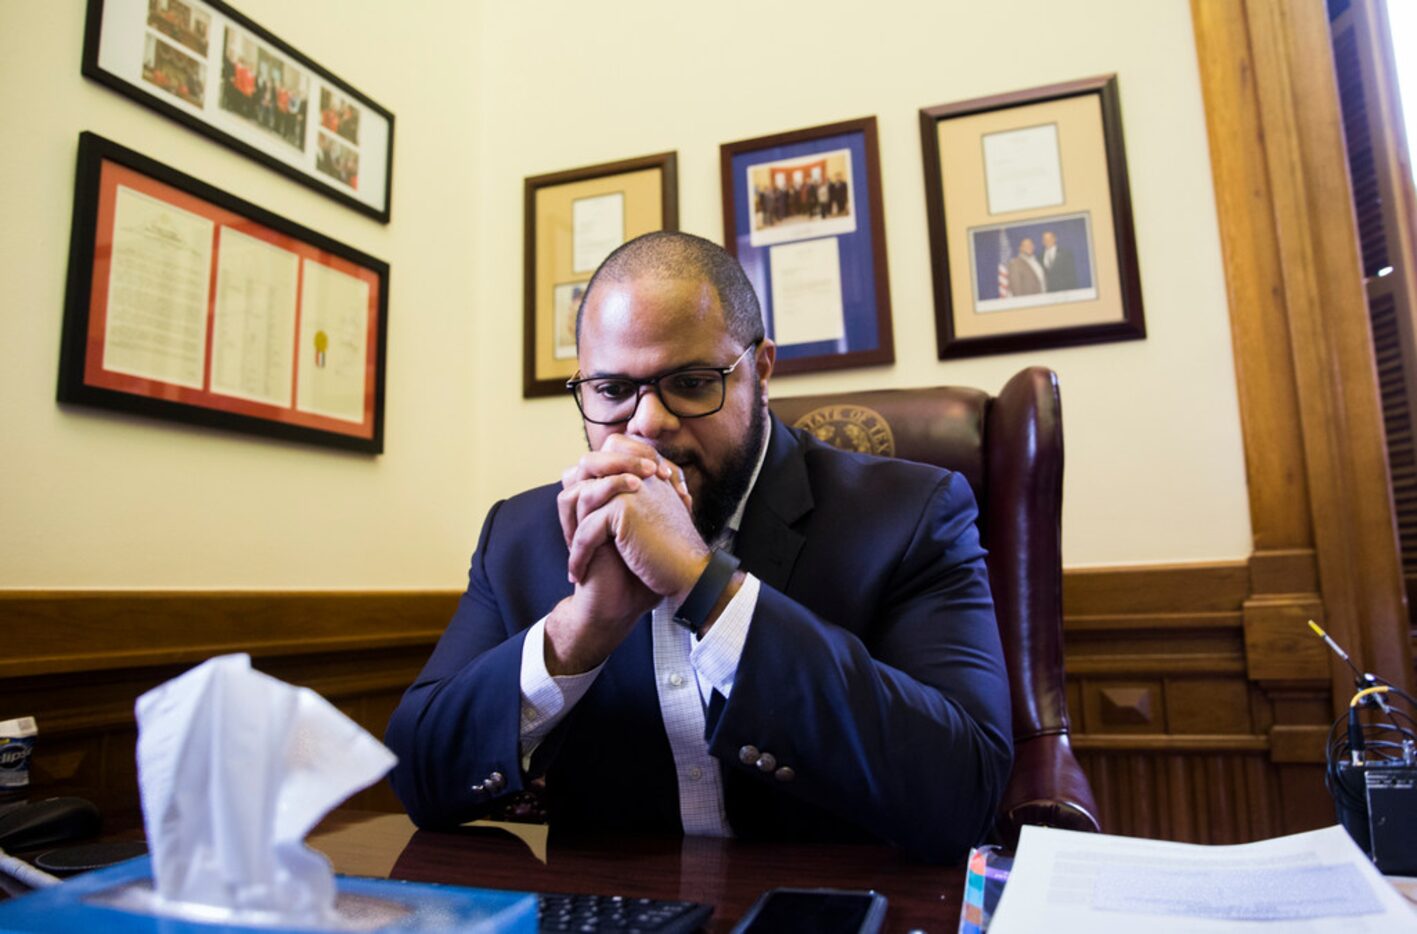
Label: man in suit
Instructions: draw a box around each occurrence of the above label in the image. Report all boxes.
[1006,237,1046,296]
[1041,230,1078,292]
[385,232,1012,863]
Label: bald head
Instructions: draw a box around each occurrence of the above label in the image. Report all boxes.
[577,231,764,350]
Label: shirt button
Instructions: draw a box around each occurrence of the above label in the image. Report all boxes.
[668,672,685,687]
[688,766,703,781]
[738,745,760,765]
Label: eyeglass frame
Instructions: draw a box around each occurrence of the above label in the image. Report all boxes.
[565,343,760,425]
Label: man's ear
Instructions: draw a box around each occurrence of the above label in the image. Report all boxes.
[755,340,777,399]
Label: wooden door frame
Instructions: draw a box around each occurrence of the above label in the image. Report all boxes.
[1191,0,1414,703]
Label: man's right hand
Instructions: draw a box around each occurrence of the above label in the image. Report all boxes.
[544,544,655,676]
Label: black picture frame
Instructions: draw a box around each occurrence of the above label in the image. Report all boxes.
[60,131,390,454]
[82,0,396,223]
[920,75,1145,358]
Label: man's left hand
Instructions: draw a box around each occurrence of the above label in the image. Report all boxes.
[566,470,710,605]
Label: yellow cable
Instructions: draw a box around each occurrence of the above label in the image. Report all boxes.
[1350,685,1390,708]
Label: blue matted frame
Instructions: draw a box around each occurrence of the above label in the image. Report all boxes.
[720,117,894,375]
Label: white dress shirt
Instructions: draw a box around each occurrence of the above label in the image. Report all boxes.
[517,432,771,836]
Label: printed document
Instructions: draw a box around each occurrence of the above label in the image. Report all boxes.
[989,824,1417,932]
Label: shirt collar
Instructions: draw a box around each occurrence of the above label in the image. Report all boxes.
[719,416,773,544]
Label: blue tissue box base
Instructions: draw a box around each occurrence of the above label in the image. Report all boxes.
[0,856,538,933]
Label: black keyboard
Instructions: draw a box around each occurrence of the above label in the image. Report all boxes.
[538,892,713,933]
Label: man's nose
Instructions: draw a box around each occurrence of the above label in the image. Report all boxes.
[627,386,680,439]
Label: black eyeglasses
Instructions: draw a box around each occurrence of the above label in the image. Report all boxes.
[566,344,757,425]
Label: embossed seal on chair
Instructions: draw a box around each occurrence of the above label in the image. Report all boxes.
[793,404,896,457]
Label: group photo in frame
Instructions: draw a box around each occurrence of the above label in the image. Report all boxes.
[83,0,395,222]
[720,117,894,375]
[59,132,390,453]
[523,152,679,398]
[920,74,1145,358]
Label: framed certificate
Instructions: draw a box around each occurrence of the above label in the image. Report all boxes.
[523,152,678,397]
[920,75,1145,358]
[83,0,395,222]
[59,132,390,453]
[720,117,894,375]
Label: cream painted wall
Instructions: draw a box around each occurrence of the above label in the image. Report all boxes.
[0,0,1251,589]
[469,0,1253,569]
[0,0,485,587]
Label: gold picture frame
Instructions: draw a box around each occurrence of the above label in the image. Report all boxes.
[522,153,678,397]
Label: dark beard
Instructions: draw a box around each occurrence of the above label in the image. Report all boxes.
[683,389,767,542]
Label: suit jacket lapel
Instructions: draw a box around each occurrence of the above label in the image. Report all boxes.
[735,415,811,593]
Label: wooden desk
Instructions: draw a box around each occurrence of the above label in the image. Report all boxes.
[309,811,966,933]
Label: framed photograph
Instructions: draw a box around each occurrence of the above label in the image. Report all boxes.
[920,75,1144,358]
[524,152,678,397]
[59,132,390,453]
[83,0,395,223]
[720,117,893,375]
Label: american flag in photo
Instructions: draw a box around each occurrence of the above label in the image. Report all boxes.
[996,228,1011,298]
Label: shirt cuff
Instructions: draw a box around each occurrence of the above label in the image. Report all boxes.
[689,572,760,699]
[519,616,604,769]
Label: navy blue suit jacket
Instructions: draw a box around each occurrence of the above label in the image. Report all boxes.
[386,416,1012,862]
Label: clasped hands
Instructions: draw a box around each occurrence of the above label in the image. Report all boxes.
[544,435,712,675]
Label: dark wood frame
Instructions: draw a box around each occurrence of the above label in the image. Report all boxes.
[59,131,390,454]
[522,152,678,398]
[920,75,1145,359]
[82,0,396,223]
[719,117,894,375]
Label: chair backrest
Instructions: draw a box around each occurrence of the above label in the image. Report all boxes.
[770,367,1069,746]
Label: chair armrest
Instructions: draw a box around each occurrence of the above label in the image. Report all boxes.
[995,733,1100,846]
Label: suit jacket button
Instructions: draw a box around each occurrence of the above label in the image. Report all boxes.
[739,745,760,765]
[487,771,506,791]
[471,781,486,794]
[755,753,777,772]
[774,766,795,783]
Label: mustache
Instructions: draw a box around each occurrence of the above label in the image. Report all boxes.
[650,445,699,470]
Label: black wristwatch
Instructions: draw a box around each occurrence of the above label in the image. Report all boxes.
[672,548,741,636]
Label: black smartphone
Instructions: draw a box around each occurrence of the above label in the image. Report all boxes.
[731,887,888,934]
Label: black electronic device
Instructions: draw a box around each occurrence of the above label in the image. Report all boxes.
[34,841,148,875]
[1364,766,1417,875]
[731,888,887,934]
[1312,622,1417,873]
[0,797,101,853]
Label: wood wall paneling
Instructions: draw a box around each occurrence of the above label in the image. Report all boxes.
[0,592,455,822]
[2,561,1341,845]
[1063,561,1333,841]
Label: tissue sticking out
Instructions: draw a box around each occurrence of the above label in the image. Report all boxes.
[128,653,398,928]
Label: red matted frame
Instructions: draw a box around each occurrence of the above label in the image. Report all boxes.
[58,132,389,453]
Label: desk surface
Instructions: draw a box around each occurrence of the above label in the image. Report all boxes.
[309,811,966,933]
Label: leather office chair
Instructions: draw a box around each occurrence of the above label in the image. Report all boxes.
[770,367,1101,844]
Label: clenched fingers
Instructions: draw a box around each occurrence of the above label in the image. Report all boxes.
[566,503,617,584]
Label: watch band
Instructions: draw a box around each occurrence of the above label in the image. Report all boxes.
[672,548,741,635]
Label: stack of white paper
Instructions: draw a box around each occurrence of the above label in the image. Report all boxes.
[989,824,1417,932]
